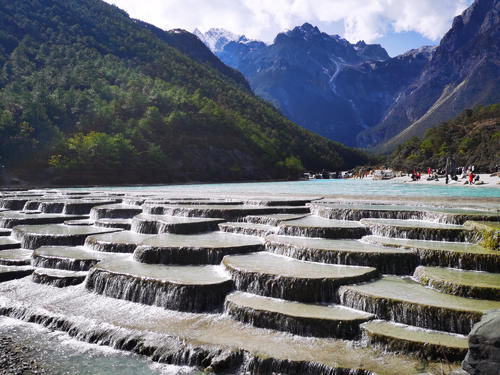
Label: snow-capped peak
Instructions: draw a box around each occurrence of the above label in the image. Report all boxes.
[194,28,245,52]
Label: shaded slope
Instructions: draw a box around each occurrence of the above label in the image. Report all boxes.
[133,20,250,90]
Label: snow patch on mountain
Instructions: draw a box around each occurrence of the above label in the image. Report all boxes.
[194,28,252,52]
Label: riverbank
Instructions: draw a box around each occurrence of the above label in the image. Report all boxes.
[392,173,499,187]
[0,317,193,375]
[0,336,47,375]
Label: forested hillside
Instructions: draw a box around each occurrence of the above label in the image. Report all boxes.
[0,0,368,185]
[388,104,500,172]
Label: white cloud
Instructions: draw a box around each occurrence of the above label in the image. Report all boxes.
[104,0,471,43]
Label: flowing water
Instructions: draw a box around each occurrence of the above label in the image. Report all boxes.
[0,183,498,374]
[63,179,500,198]
[0,316,198,375]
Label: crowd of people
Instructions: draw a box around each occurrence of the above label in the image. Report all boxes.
[409,165,481,185]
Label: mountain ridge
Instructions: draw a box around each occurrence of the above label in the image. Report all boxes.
[134,21,250,90]
[367,0,500,152]
[196,0,499,151]
[196,23,391,146]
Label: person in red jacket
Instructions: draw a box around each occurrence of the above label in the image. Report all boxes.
[469,172,474,184]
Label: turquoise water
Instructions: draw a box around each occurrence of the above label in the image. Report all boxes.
[70,179,500,198]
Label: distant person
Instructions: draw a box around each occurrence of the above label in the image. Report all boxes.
[428,167,431,177]
[445,175,449,184]
[469,172,474,184]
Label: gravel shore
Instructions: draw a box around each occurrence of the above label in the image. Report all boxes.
[0,336,47,375]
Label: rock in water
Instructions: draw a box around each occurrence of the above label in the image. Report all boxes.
[462,309,500,374]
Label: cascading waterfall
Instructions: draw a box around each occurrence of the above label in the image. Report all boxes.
[90,206,142,220]
[39,202,65,214]
[23,201,43,211]
[0,267,34,282]
[121,198,146,206]
[0,304,378,375]
[244,216,283,226]
[131,215,224,235]
[223,298,368,339]
[1,188,498,373]
[227,267,378,303]
[63,200,121,215]
[84,236,139,253]
[243,356,373,375]
[219,222,277,237]
[363,223,472,242]
[0,306,242,373]
[277,225,368,239]
[265,241,418,275]
[131,216,160,234]
[12,228,87,250]
[32,269,87,287]
[133,243,263,265]
[413,247,500,273]
[360,327,467,362]
[310,206,424,222]
[310,205,499,225]
[85,268,233,312]
[336,287,479,335]
[31,255,98,271]
[0,198,30,210]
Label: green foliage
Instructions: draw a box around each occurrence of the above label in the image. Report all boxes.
[49,131,138,169]
[388,105,500,172]
[0,0,369,184]
[479,229,499,250]
[283,156,304,171]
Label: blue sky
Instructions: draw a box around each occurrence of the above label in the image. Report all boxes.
[106,0,473,57]
[375,30,437,57]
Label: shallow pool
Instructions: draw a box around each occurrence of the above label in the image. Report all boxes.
[66,179,500,198]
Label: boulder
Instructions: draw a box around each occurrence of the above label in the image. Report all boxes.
[462,309,500,374]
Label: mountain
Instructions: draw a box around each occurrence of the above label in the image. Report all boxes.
[336,46,435,144]
[194,28,245,52]
[0,0,370,186]
[364,0,500,152]
[197,23,390,146]
[198,0,499,151]
[388,104,500,172]
[135,21,250,90]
